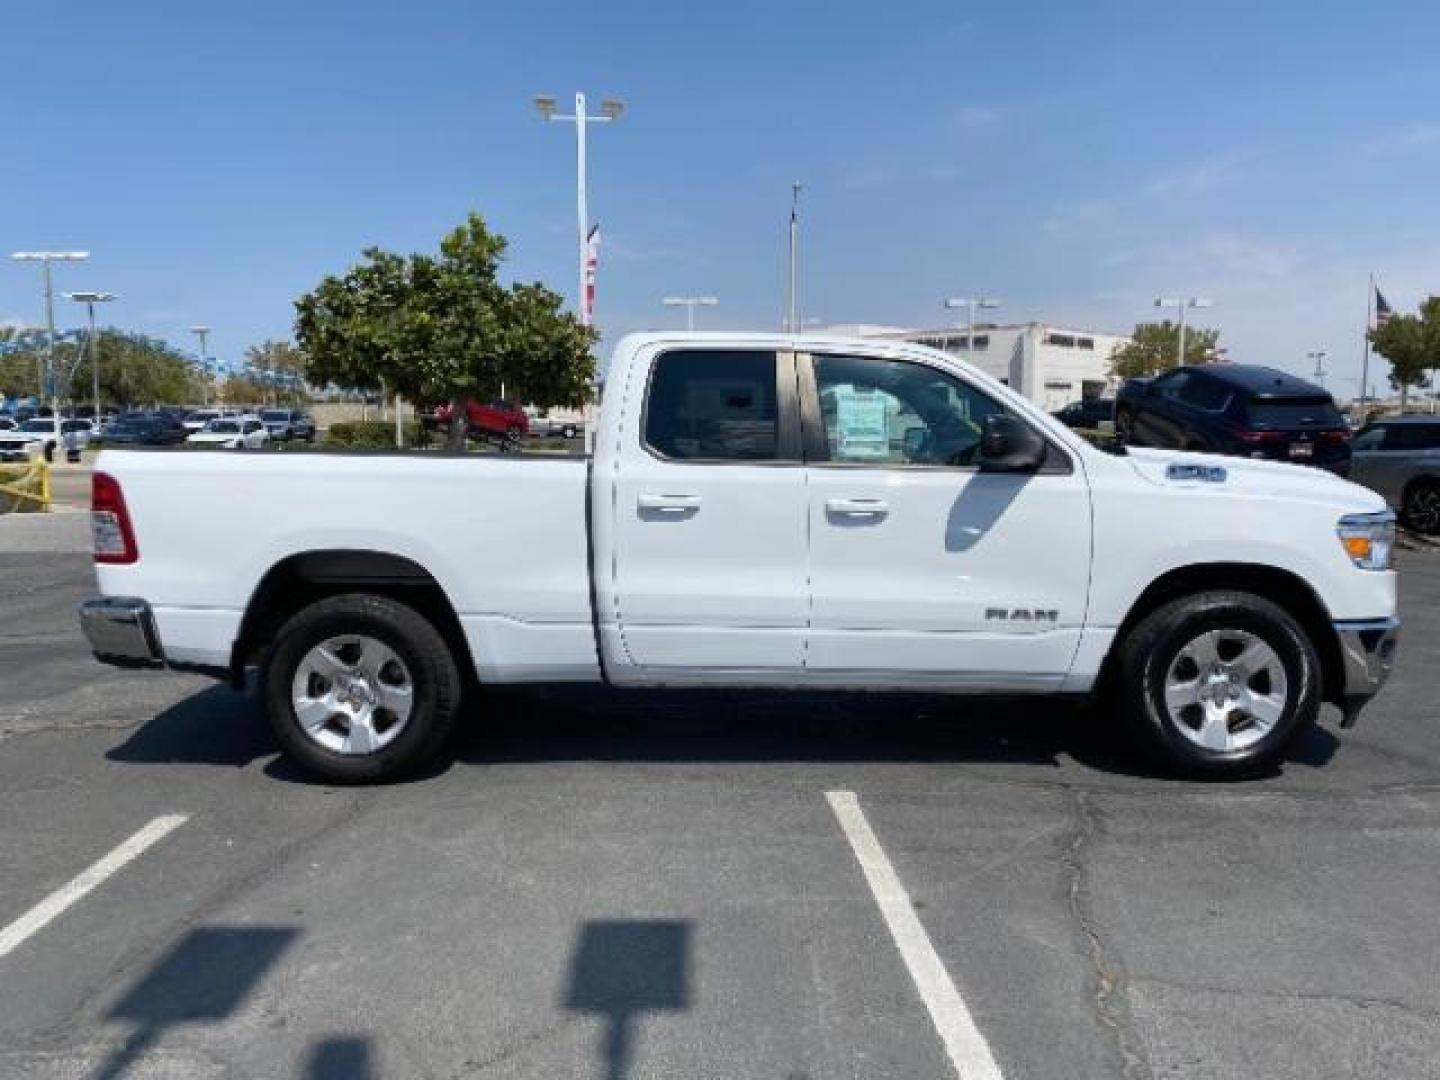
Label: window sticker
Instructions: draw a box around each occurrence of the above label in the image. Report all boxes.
[833,385,890,460]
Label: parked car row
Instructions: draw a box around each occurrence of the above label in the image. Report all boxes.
[181,408,314,442]
[0,418,98,462]
[0,407,313,457]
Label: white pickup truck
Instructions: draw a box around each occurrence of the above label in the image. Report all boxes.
[80,332,1399,782]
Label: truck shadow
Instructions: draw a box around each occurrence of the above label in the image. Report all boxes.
[452,685,1340,781]
[106,681,1340,784]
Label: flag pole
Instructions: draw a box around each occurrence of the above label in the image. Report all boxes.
[1357,272,1373,423]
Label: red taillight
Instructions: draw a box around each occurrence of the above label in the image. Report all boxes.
[91,471,138,564]
[1233,428,1287,443]
[1318,429,1352,444]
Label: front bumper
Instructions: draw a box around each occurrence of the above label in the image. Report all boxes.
[79,597,164,669]
[1334,616,1400,726]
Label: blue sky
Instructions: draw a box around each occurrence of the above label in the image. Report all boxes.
[3,0,1437,394]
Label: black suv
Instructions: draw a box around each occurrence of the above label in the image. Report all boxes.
[96,413,189,447]
[1115,365,1351,473]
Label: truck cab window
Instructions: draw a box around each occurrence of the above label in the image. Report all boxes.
[811,354,1006,466]
[644,350,780,461]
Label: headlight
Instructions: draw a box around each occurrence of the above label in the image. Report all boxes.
[1337,511,1395,571]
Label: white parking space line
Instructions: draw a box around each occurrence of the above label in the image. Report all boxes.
[826,791,1005,1080]
[0,814,188,960]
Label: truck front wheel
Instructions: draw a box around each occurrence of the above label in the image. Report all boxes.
[263,594,461,783]
[1116,591,1320,778]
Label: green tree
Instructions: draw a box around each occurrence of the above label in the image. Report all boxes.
[227,340,309,406]
[0,327,41,399]
[1108,320,1222,379]
[2,328,206,408]
[1370,296,1440,409]
[295,213,596,449]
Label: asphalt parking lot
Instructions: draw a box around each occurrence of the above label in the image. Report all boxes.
[1,536,1438,1079]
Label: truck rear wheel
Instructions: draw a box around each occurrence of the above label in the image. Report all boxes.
[263,593,461,783]
[1116,591,1319,778]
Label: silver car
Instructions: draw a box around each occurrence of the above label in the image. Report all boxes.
[1349,416,1440,534]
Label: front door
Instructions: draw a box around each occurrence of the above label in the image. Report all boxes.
[605,346,808,680]
[800,350,1092,688]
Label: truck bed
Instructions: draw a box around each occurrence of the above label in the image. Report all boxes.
[93,449,598,680]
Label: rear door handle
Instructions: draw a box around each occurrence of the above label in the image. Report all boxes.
[638,493,702,512]
[825,498,889,517]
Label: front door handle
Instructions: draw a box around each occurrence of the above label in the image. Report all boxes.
[825,498,889,517]
[638,493,702,512]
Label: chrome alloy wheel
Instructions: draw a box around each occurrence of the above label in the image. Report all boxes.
[1405,484,1440,534]
[1162,628,1289,752]
[290,634,415,755]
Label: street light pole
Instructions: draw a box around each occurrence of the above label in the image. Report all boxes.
[785,182,802,332]
[11,251,89,433]
[65,291,118,421]
[535,92,624,328]
[662,296,719,330]
[1154,297,1214,365]
[942,297,1001,358]
[536,92,624,455]
[190,326,211,407]
[1307,350,1329,389]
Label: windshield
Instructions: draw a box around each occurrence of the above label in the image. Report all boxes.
[207,421,242,433]
[18,420,54,433]
[187,411,217,422]
[260,410,289,421]
[1243,397,1344,428]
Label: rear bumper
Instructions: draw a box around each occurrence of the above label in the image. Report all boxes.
[78,597,164,669]
[1334,616,1400,726]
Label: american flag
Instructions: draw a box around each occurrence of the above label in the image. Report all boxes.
[1375,286,1393,328]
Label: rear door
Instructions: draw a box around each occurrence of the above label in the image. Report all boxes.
[1358,423,1440,505]
[799,349,1091,687]
[1134,370,1191,446]
[605,346,808,679]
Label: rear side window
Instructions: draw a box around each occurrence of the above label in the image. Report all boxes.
[1243,397,1343,427]
[1383,424,1440,450]
[1177,376,1232,411]
[644,350,780,461]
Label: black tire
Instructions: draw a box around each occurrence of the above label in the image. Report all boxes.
[1114,408,1134,445]
[1401,478,1440,535]
[561,424,577,440]
[502,424,523,453]
[263,593,462,782]
[1116,590,1320,778]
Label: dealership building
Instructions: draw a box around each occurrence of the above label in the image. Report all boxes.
[826,322,1131,413]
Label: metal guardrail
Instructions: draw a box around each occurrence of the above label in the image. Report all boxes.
[0,458,52,513]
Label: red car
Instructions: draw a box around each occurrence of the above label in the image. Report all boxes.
[430,399,529,448]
